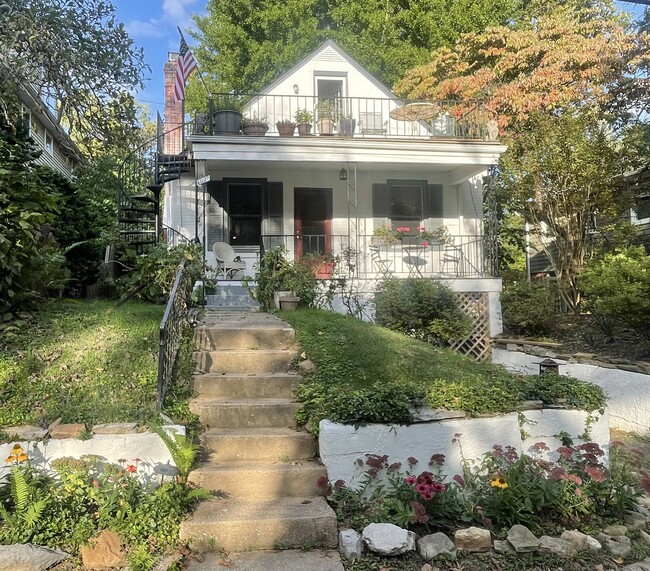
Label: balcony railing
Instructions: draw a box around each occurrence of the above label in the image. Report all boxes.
[259,234,489,279]
[189,94,495,142]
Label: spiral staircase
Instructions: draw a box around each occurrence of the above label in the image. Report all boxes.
[117,122,191,252]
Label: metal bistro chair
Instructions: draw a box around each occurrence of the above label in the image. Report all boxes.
[212,242,246,279]
[369,242,394,278]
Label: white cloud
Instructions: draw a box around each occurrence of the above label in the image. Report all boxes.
[162,0,200,28]
[125,18,167,39]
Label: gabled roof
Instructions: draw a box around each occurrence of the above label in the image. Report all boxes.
[258,39,397,98]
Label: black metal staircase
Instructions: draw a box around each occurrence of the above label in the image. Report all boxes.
[118,122,191,252]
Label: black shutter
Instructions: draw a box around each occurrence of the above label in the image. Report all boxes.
[424,184,443,218]
[372,183,389,229]
[207,181,224,246]
[263,182,284,250]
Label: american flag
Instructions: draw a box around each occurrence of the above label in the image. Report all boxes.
[173,36,199,103]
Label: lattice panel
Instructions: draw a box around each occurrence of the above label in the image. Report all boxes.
[449,292,491,361]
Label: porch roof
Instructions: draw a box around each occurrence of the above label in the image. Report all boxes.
[187,135,506,178]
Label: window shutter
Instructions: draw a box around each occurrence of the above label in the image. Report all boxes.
[424,184,443,219]
[372,183,388,229]
[207,181,224,246]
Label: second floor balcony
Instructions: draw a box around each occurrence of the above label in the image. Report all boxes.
[189,93,497,143]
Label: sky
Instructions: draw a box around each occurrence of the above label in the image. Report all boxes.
[110,0,647,120]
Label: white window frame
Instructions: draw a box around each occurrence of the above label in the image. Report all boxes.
[44,131,54,155]
[631,193,650,225]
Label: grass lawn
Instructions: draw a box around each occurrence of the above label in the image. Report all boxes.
[281,309,605,430]
[0,299,164,429]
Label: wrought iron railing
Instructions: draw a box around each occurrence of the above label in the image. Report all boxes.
[157,259,193,411]
[189,93,494,142]
[259,233,488,279]
[162,224,193,247]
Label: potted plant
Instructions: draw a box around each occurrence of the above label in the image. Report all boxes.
[315,100,336,136]
[276,119,296,137]
[212,94,243,135]
[338,112,356,137]
[294,108,314,136]
[242,112,269,136]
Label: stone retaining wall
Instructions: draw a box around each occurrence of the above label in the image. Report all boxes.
[0,423,184,485]
[492,341,650,433]
[319,408,609,488]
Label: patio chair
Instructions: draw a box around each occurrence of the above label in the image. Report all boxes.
[441,245,462,275]
[212,241,246,279]
[369,243,394,278]
[359,112,387,135]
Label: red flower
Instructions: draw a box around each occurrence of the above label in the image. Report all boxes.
[405,476,416,486]
[126,464,137,474]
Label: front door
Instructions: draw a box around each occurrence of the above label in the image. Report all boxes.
[294,188,332,277]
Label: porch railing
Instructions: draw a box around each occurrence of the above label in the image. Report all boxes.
[260,234,489,279]
[157,259,193,411]
[190,94,493,142]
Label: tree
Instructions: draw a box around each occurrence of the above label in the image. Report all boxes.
[187,0,522,102]
[0,0,149,148]
[394,0,650,131]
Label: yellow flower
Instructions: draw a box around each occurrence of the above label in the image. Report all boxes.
[5,444,28,464]
[490,476,508,489]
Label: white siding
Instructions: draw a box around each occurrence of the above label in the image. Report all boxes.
[30,117,74,177]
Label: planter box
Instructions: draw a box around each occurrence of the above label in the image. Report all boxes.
[212,110,242,134]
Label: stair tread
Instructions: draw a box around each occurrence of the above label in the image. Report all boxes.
[192,460,324,473]
[184,496,334,523]
[203,427,309,438]
[193,372,299,380]
[192,397,299,405]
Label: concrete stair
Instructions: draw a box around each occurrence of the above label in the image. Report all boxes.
[204,283,261,310]
[181,310,337,553]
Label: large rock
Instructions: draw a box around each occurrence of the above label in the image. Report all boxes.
[587,536,602,551]
[603,524,628,536]
[538,536,576,558]
[79,530,125,569]
[606,536,632,558]
[4,426,47,440]
[0,544,70,571]
[49,423,85,439]
[417,533,456,561]
[560,529,590,551]
[339,529,363,560]
[362,523,415,556]
[507,525,540,553]
[454,527,492,552]
[623,558,650,571]
[493,540,514,554]
[624,511,647,531]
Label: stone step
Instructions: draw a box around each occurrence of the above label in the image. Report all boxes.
[179,497,338,552]
[190,398,301,429]
[194,350,295,374]
[195,325,295,351]
[204,294,261,310]
[184,549,344,571]
[188,460,326,498]
[192,373,298,399]
[202,427,316,461]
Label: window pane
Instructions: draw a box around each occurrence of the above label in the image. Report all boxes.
[637,196,650,221]
[389,185,422,219]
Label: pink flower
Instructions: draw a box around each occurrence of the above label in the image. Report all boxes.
[557,446,574,460]
[405,476,416,486]
[586,466,606,482]
[566,474,582,485]
[417,226,425,231]
[531,442,550,452]
[421,241,429,247]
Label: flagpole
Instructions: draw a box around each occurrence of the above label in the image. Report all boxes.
[177,26,211,99]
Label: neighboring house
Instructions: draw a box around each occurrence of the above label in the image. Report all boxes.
[127,41,507,357]
[622,166,650,244]
[17,83,82,178]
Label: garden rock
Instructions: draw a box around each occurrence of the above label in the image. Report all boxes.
[362,523,415,556]
[603,524,628,536]
[50,423,85,439]
[339,529,363,560]
[417,532,456,561]
[0,544,71,571]
[93,422,138,434]
[507,525,540,553]
[493,540,514,554]
[79,530,125,569]
[560,529,590,551]
[605,536,632,558]
[454,527,492,552]
[5,425,48,440]
[299,359,315,372]
[625,510,647,531]
[538,536,576,558]
[640,530,650,546]
[623,558,650,571]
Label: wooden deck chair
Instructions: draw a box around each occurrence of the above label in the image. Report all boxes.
[212,242,246,279]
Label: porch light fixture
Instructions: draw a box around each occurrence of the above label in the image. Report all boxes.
[339,167,348,181]
[538,358,560,375]
[293,83,299,94]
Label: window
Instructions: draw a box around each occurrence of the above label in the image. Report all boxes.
[44,132,54,155]
[228,183,263,245]
[389,183,423,232]
[632,194,650,224]
[21,110,31,135]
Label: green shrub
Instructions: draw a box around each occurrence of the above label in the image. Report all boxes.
[244,246,317,311]
[501,279,558,336]
[374,278,472,344]
[580,246,650,344]
[118,242,204,304]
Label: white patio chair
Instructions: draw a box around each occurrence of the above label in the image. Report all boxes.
[212,242,246,279]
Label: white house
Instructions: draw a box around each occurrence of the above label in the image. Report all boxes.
[157,41,507,356]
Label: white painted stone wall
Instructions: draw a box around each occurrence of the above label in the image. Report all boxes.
[492,347,650,433]
[319,409,609,487]
[0,426,184,486]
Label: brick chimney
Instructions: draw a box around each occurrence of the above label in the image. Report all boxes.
[164,52,183,154]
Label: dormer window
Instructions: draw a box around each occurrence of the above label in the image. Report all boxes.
[44,132,54,155]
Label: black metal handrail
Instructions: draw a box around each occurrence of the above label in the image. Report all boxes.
[162,224,192,247]
[191,93,493,141]
[157,259,193,411]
